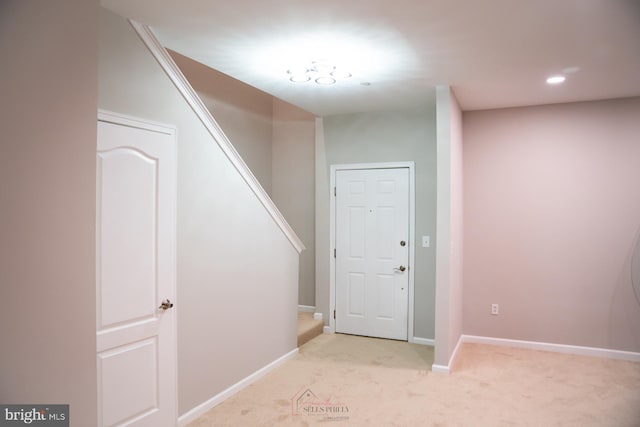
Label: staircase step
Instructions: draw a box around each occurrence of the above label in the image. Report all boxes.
[297,311,324,346]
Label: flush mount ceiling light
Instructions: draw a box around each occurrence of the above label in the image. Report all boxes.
[331,69,353,79]
[246,26,419,97]
[546,75,566,84]
[315,76,336,85]
[287,60,352,85]
[289,74,311,83]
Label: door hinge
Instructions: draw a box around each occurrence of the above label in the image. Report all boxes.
[334,186,336,196]
[333,248,336,258]
[333,310,336,319]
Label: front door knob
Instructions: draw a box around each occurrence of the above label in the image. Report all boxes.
[394,265,406,272]
[159,299,174,310]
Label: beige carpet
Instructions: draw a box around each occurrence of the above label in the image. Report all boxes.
[188,333,640,426]
[297,312,324,347]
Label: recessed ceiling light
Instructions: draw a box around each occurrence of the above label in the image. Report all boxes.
[546,75,566,84]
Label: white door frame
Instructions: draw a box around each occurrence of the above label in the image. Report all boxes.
[97,109,178,426]
[329,162,416,342]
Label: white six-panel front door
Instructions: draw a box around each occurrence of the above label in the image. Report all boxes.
[335,168,409,340]
[96,115,176,427]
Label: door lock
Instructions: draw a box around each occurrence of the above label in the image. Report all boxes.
[400,240,406,247]
[394,265,406,272]
[159,299,174,310]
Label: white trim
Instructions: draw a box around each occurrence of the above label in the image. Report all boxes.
[412,337,435,346]
[462,335,640,362]
[313,312,323,321]
[128,21,305,254]
[431,335,463,374]
[329,162,416,340]
[98,110,176,135]
[177,348,299,426]
[430,364,450,374]
[323,326,332,334]
[298,305,316,313]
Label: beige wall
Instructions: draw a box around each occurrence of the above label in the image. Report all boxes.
[463,97,640,352]
[0,1,98,425]
[272,99,317,306]
[170,51,274,194]
[433,86,464,367]
[449,90,464,357]
[315,99,438,339]
[169,52,317,306]
[99,9,299,415]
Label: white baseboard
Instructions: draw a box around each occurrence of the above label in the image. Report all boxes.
[432,334,640,375]
[430,364,450,374]
[298,305,316,312]
[431,335,463,375]
[323,326,332,334]
[412,337,435,346]
[177,348,298,426]
[313,312,323,321]
[462,335,640,362]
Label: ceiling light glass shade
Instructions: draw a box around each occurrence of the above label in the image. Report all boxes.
[286,60,351,85]
[331,70,352,79]
[546,75,566,84]
[315,76,336,85]
[287,67,308,75]
[312,61,336,74]
[290,75,311,83]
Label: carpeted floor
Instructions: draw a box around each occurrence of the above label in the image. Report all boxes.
[297,312,324,347]
[188,333,640,426]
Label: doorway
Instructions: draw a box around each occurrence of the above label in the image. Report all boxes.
[96,111,177,427]
[330,162,415,341]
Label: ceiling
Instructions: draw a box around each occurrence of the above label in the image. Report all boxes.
[101,0,640,116]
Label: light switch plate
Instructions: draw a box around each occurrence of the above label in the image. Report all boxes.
[422,235,430,247]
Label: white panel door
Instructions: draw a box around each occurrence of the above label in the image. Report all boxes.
[335,168,409,340]
[96,116,176,427]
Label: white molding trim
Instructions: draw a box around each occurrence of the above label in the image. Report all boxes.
[431,335,463,374]
[177,348,299,426]
[329,162,416,340]
[412,337,435,346]
[430,364,450,374]
[298,305,316,313]
[128,21,305,254]
[433,335,640,375]
[313,312,323,321]
[323,326,332,334]
[462,335,640,362]
[98,110,177,135]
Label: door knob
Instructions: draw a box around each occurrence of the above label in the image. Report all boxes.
[394,265,406,272]
[159,299,174,310]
